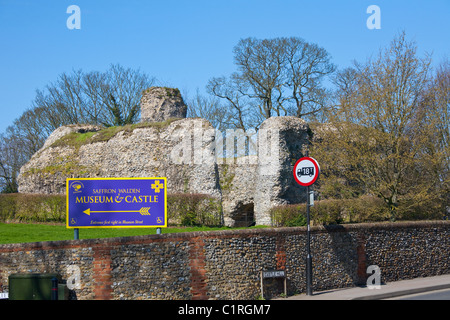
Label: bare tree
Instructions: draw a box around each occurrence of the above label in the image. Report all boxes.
[99,64,153,126]
[206,75,258,130]
[186,89,235,131]
[0,65,156,192]
[233,38,286,119]
[31,64,156,129]
[315,32,436,220]
[417,59,450,211]
[0,127,29,193]
[208,37,335,129]
[283,38,335,118]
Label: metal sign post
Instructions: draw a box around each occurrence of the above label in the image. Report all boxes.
[306,184,312,296]
[293,156,320,296]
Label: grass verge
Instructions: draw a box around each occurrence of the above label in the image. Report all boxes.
[0,223,232,244]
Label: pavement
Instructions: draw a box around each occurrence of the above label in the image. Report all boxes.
[280,274,450,300]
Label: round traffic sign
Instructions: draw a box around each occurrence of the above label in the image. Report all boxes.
[293,157,320,186]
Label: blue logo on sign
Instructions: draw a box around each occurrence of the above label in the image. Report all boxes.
[66,178,167,228]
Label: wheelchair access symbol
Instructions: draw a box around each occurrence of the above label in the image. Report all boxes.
[293,157,320,186]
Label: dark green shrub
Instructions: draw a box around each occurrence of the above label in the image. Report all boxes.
[0,194,18,222]
[0,194,66,223]
[270,196,393,227]
[270,204,307,227]
[167,193,222,226]
[342,196,388,223]
[1,193,223,226]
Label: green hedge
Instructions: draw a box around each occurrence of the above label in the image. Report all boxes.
[0,193,222,227]
[167,193,222,226]
[270,194,445,227]
[0,194,66,223]
[271,196,391,227]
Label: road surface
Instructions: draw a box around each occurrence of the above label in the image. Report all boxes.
[386,288,450,300]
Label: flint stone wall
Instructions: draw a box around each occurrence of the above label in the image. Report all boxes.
[17,118,311,226]
[0,221,448,300]
[140,87,187,123]
[18,118,220,199]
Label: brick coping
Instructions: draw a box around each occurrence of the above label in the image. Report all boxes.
[0,220,448,253]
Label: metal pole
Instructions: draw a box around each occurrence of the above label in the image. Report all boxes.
[260,270,264,300]
[156,227,162,235]
[74,228,79,240]
[306,185,313,296]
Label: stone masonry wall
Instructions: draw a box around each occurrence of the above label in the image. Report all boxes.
[140,87,187,123]
[17,86,313,227]
[17,116,311,227]
[0,221,448,300]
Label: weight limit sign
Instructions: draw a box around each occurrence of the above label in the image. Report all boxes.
[293,157,320,187]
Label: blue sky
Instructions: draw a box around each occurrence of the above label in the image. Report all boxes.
[0,0,448,134]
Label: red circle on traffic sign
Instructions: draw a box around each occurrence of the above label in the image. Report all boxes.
[293,157,320,186]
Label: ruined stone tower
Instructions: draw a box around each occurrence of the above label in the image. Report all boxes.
[18,86,312,226]
[140,87,187,123]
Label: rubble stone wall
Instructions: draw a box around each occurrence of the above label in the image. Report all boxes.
[17,87,312,226]
[0,221,448,300]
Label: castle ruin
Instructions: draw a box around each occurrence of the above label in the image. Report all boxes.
[18,87,311,226]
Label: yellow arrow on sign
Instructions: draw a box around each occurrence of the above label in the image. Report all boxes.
[83,207,151,216]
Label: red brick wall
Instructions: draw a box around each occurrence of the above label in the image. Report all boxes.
[188,237,208,300]
[92,245,113,300]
